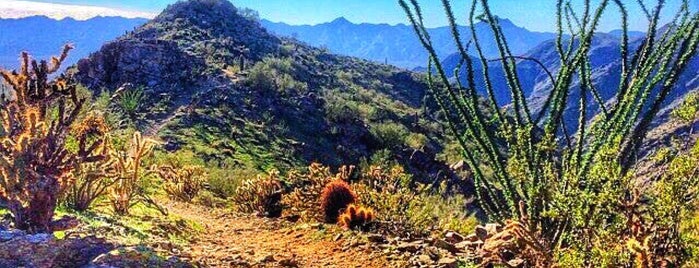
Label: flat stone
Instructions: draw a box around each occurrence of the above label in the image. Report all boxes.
[485,223,502,235]
[27,233,52,244]
[396,242,421,253]
[416,254,432,264]
[258,254,274,263]
[437,257,458,268]
[0,230,25,242]
[507,258,525,267]
[455,240,483,250]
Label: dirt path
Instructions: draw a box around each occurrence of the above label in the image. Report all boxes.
[166,203,395,268]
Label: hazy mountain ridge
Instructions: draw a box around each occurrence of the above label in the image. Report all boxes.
[0,15,147,70]
[261,17,557,69]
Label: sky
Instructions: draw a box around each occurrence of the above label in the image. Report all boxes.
[0,0,697,32]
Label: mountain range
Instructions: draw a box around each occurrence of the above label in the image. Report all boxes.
[0,16,147,70]
[261,17,557,69]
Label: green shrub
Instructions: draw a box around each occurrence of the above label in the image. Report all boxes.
[354,165,477,237]
[231,171,283,217]
[247,57,308,94]
[207,164,259,199]
[370,122,409,148]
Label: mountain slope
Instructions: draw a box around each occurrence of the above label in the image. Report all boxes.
[74,0,470,191]
[443,33,699,135]
[0,16,146,70]
[261,17,556,69]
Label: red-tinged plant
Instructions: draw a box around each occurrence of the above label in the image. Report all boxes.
[320,179,357,223]
[338,204,375,231]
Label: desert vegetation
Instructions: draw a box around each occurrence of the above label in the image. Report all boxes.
[401,0,699,266]
[0,0,698,267]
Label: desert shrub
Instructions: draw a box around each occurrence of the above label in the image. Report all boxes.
[320,179,357,223]
[109,132,165,216]
[232,171,283,217]
[405,132,429,150]
[282,163,352,221]
[158,165,207,202]
[338,204,375,231]
[193,190,228,208]
[247,57,307,94]
[0,46,108,232]
[324,95,362,123]
[403,0,699,266]
[207,163,259,198]
[369,121,409,148]
[354,165,477,237]
[63,113,115,211]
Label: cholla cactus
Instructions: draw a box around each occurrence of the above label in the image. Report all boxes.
[109,132,165,215]
[0,46,107,232]
[232,171,283,217]
[63,113,115,211]
[158,164,207,202]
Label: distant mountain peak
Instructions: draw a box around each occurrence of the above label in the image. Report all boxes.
[330,17,352,25]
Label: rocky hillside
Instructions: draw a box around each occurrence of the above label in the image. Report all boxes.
[74,0,468,190]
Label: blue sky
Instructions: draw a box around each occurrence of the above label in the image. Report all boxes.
[23,0,699,32]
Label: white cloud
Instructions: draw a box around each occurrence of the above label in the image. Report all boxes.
[0,0,157,20]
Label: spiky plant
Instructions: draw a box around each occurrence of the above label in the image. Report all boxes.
[338,204,375,231]
[282,163,354,221]
[109,131,165,215]
[401,0,699,264]
[320,179,357,223]
[0,46,107,232]
[158,164,207,202]
[232,171,283,217]
[63,113,116,211]
[118,86,144,121]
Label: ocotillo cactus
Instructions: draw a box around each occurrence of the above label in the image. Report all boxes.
[401,0,699,256]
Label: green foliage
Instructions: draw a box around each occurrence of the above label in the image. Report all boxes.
[354,165,477,237]
[231,171,283,217]
[118,86,144,119]
[370,122,409,149]
[247,57,308,94]
[403,0,699,265]
[672,91,699,125]
[207,162,260,199]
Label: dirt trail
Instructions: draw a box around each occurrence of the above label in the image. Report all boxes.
[166,203,395,268]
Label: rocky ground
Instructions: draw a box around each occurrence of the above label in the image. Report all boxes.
[0,201,486,268]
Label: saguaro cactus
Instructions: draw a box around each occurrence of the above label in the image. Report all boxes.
[0,45,107,233]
